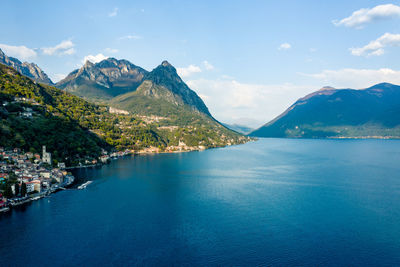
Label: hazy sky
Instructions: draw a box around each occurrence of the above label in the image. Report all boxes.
[2,0,400,127]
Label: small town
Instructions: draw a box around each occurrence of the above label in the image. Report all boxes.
[0,145,75,213]
[0,145,130,214]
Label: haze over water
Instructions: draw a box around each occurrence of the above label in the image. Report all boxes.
[1,139,400,266]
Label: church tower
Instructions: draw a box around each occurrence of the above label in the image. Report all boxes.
[42,145,52,165]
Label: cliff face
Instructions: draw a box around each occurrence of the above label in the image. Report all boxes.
[0,48,53,85]
[56,58,148,101]
[114,60,211,116]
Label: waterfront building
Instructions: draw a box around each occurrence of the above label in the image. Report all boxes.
[26,183,35,193]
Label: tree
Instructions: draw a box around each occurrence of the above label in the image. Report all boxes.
[4,184,13,199]
[21,182,27,197]
[8,172,17,182]
[14,183,20,196]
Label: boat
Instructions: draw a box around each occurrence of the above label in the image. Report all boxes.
[0,207,10,213]
[10,198,31,207]
[77,181,93,190]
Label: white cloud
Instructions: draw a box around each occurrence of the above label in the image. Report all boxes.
[333,4,400,28]
[82,53,108,64]
[119,35,142,40]
[185,67,400,126]
[305,68,400,88]
[350,33,400,56]
[177,64,202,77]
[0,44,37,60]
[203,60,215,70]
[278,43,291,50]
[104,48,118,53]
[186,78,312,127]
[50,73,67,83]
[109,7,118,17]
[41,40,76,56]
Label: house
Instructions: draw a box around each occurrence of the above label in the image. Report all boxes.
[21,111,33,118]
[99,155,110,163]
[40,171,51,179]
[57,162,66,169]
[26,183,35,193]
[30,180,41,193]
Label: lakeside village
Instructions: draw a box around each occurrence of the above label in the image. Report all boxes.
[0,145,129,213]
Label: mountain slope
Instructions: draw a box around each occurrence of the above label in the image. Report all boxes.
[56,57,248,148]
[111,60,211,117]
[1,62,247,160]
[56,58,147,101]
[110,61,248,147]
[250,83,400,138]
[0,48,53,85]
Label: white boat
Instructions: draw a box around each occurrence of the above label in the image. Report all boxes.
[77,181,93,190]
[0,207,10,213]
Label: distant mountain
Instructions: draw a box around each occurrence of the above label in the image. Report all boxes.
[250,83,400,138]
[56,58,148,101]
[111,60,211,117]
[0,48,53,85]
[223,123,253,135]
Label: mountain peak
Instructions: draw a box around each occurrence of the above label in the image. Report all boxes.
[83,60,95,68]
[57,57,148,99]
[319,86,336,91]
[0,48,53,85]
[161,60,171,67]
[136,60,211,117]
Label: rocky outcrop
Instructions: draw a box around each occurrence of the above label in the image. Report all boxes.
[0,48,53,85]
[56,58,148,99]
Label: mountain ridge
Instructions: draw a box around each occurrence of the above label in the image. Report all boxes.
[250,82,400,138]
[0,48,53,85]
[111,60,211,117]
[0,63,248,164]
[56,57,148,101]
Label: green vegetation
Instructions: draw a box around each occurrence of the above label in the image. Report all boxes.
[251,83,400,138]
[281,124,400,138]
[0,64,247,166]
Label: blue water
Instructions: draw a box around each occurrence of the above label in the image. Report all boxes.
[1,139,400,266]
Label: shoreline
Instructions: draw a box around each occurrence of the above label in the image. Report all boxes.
[0,175,75,214]
[1,141,253,214]
[66,140,254,170]
[255,136,400,140]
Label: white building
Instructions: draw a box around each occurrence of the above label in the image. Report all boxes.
[42,146,52,165]
[26,183,35,193]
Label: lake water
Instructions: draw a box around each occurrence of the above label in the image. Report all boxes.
[1,138,400,266]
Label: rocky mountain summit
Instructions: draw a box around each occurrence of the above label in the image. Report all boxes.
[0,48,53,85]
[56,58,147,101]
[112,60,211,117]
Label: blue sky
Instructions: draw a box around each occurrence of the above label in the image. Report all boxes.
[2,0,400,127]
